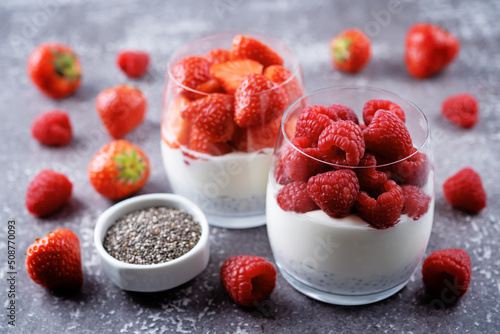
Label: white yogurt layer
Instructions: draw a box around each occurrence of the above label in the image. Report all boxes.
[266,178,434,295]
[161,140,273,216]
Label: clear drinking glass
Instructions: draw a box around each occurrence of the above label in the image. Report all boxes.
[161,32,304,228]
[266,86,434,305]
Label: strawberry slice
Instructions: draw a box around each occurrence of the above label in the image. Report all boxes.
[232,35,284,68]
[195,79,224,94]
[162,95,191,148]
[204,48,233,64]
[231,116,281,152]
[234,73,287,127]
[188,127,233,156]
[180,93,235,143]
[210,59,263,94]
[263,65,303,105]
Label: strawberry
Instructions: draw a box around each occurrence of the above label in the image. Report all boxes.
[171,56,212,99]
[162,95,191,148]
[116,50,149,78]
[210,59,263,94]
[405,23,460,79]
[232,35,284,67]
[204,48,233,64]
[180,93,235,143]
[263,65,303,105]
[188,127,233,156]
[231,116,281,152]
[329,29,371,73]
[88,140,150,199]
[234,73,287,127]
[95,85,147,139]
[195,79,224,94]
[26,228,83,291]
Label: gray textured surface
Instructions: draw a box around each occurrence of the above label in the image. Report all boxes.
[1,0,499,333]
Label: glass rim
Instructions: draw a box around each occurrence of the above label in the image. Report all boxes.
[166,31,302,97]
[281,85,431,169]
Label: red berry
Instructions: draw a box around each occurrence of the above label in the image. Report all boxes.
[406,23,460,79]
[116,50,149,78]
[210,59,263,94]
[171,56,212,100]
[232,35,284,68]
[234,73,286,127]
[391,148,429,187]
[363,99,405,125]
[442,93,479,128]
[204,48,233,64]
[273,156,294,185]
[31,110,72,146]
[294,110,333,146]
[26,170,72,217]
[402,185,431,220]
[307,170,360,218]
[231,117,280,152]
[443,167,486,213]
[282,138,327,182]
[363,109,413,162]
[26,228,83,291]
[180,93,235,143]
[355,180,404,229]
[188,127,233,156]
[277,181,319,213]
[220,255,277,307]
[326,103,359,123]
[330,28,371,73]
[263,65,303,105]
[422,249,471,298]
[317,121,365,166]
[355,152,388,193]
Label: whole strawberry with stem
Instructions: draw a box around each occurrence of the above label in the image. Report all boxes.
[88,140,150,199]
[405,23,460,79]
[26,228,83,291]
[329,29,371,73]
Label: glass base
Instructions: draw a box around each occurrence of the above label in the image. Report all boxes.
[206,212,266,229]
[280,268,409,306]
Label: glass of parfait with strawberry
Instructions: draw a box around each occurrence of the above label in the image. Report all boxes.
[161,32,304,228]
[267,86,434,305]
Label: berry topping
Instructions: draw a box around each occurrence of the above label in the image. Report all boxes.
[422,249,471,298]
[220,255,277,307]
[329,28,371,73]
[326,103,359,123]
[204,48,233,64]
[402,185,431,220]
[232,35,284,68]
[180,93,235,142]
[363,99,405,125]
[263,65,303,104]
[277,181,319,213]
[171,56,211,99]
[282,138,327,182]
[363,109,413,162]
[231,117,280,152]
[188,127,233,156]
[442,93,479,129]
[307,170,360,218]
[234,73,286,127]
[163,95,192,148]
[355,180,404,229]
[210,59,263,94]
[391,148,429,187]
[116,50,149,78]
[31,110,72,147]
[443,167,486,213]
[26,228,83,291]
[317,121,365,166]
[294,110,333,145]
[355,152,388,193]
[26,170,73,217]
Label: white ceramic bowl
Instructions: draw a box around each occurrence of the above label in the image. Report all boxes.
[94,193,210,292]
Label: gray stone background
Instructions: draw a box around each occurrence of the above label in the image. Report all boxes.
[1,0,499,333]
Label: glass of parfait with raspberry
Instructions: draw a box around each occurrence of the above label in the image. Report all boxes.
[161,32,304,228]
[267,86,434,305]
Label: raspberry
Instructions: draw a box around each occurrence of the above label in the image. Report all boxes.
[402,185,431,220]
[220,255,277,307]
[391,148,429,187]
[355,152,388,194]
[26,170,73,217]
[443,167,486,213]
[307,170,360,218]
[363,109,413,162]
[442,93,478,128]
[422,249,472,298]
[31,110,72,146]
[363,99,405,125]
[317,121,365,166]
[277,181,319,213]
[326,103,359,123]
[282,138,327,182]
[294,111,333,146]
[355,180,404,229]
[273,155,293,185]
[116,50,150,78]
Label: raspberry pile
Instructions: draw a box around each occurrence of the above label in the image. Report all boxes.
[165,35,303,155]
[276,100,431,229]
